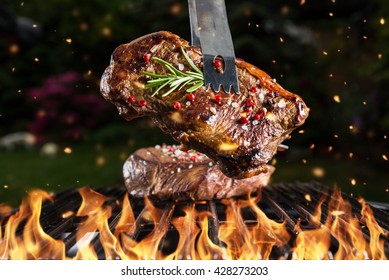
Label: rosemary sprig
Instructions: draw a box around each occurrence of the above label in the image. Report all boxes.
[142,47,204,97]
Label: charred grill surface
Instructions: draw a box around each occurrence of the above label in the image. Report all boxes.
[100,31,309,178]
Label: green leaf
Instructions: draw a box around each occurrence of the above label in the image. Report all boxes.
[187,81,204,92]
[180,46,202,74]
[143,48,204,97]
[178,78,195,90]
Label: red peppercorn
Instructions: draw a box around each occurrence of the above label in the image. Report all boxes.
[246,99,255,107]
[240,116,249,124]
[143,54,151,62]
[187,93,195,101]
[254,111,264,120]
[189,155,197,162]
[173,101,181,110]
[128,96,136,104]
[138,99,147,107]
[214,94,222,103]
[250,86,259,93]
[213,59,222,68]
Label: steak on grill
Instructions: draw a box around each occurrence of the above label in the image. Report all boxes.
[100,31,308,178]
[123,145,275,200]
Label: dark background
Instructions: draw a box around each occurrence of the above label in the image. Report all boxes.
[1,0,388,206]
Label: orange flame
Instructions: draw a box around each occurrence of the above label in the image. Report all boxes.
[0,187,387,260]
[1,190,65,259]
[218,196,290,260]
[292,190,388,260]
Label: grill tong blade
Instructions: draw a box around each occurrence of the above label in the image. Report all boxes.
[188,0,240,94]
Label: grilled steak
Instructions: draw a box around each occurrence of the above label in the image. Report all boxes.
[101,31,308,178]
[123,145,275,200]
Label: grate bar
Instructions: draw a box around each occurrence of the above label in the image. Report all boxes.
[207,200,222,246]
[2,182,388,259]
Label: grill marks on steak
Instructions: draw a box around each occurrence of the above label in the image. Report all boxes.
[101,31,309,178]
[123,145,275,200]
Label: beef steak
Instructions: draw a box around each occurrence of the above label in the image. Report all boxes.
[123,145,275,200]
[101,31,308,178]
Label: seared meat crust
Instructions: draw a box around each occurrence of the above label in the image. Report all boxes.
[101,31,308,178]
[124,145,275,200]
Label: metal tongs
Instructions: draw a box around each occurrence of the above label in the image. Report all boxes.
[188,0,240,94]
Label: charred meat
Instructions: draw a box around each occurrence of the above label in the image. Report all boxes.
[123,145,275,200]
[101,31,308,178]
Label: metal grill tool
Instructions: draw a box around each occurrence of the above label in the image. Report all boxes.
[188,0,240,94]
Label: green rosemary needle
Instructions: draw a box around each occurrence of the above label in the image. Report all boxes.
[142,47,204,97]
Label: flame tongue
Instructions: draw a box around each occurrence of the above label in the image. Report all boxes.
[292,190,387,260]
[0,186,387,260]
[1,190,65,260]
[359,198,387,260]
[218,198,290,260]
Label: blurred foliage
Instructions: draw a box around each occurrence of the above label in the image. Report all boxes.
[26,71,111,144]
[0,0,388,201]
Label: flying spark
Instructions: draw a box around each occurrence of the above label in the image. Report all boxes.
[333,95,341,103]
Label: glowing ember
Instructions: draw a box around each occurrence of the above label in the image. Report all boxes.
[61,210,74,219]
[0,187,387,260]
